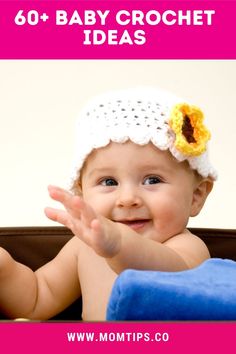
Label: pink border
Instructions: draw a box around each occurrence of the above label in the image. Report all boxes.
[1,322,236,354]
[0,1,235,353]
[0,1,235,58]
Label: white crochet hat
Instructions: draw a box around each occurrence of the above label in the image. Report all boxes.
[71,87,217,187]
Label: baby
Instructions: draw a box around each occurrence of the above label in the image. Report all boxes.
[0,88,217,321]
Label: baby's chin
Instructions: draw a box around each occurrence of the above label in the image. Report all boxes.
[142,227,179,243]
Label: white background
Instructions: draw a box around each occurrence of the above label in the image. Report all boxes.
[0,60,235,228]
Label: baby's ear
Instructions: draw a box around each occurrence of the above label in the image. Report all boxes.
[71,179,83,196]
[190,178,214,217]
[75,183,83,197]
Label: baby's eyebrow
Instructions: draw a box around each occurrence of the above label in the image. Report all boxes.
[136,163,173,174]
[87,167,115,178]
[87,164,172,178]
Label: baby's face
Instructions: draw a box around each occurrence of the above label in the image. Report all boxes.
[80,141,198,243]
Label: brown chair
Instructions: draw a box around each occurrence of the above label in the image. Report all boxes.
[0,226,235,320]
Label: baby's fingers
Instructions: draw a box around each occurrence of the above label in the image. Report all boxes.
[47,185,81,218]
[78,198,98,228]
[48,185,73,205]
[44,207,74,230]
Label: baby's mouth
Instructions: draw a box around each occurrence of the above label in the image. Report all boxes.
[116,219,150,231]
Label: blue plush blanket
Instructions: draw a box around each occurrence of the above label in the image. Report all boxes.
[106,258,236,320]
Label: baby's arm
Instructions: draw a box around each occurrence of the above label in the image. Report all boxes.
[45,186,210,274]
[0,237,81,319]
[0,247,38,318]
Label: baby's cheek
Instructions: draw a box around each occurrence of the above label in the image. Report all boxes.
[153,201,187,235]
[87,197,112,217]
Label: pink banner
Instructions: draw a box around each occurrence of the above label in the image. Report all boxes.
[0,0,235,58]
[0,1,235,354]
[0,322,236,354]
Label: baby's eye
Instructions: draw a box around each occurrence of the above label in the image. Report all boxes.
[143,176,162,185]
[100,178,118,186]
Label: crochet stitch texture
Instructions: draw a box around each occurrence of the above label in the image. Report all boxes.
[71,88,217,186]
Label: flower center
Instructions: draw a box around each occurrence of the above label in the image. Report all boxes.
[182,115,196,143]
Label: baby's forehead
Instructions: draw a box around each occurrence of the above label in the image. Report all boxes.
[82,141,191,174]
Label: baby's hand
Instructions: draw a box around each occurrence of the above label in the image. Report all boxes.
[45,186,121,258]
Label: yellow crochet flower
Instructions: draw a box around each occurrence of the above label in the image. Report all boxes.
[169,103,211,156]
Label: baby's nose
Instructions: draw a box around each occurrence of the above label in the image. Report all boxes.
[116,186,142,208]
